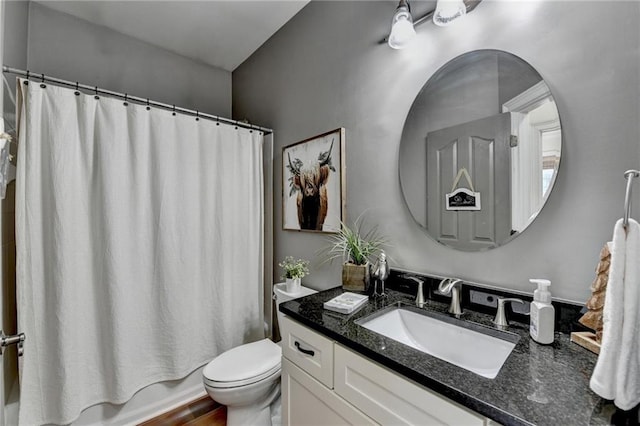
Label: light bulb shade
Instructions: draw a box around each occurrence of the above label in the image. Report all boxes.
[388,5,416,49]
[433,0,466,26]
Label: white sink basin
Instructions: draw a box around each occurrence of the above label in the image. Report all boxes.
[357,306,518,379]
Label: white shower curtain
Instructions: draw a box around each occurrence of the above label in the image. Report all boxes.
[15,80,264,425]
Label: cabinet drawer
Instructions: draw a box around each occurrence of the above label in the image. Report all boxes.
[280,316,334,388]
[334,344,486,426]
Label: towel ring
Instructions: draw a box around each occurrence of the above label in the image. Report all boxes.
[623,169,640,228]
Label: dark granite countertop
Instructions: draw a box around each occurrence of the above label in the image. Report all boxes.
[280,286,616,426]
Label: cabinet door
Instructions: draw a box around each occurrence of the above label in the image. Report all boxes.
[282,358,376,426]
[334,345,486,426]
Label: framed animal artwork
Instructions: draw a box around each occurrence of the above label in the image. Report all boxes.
[283,128,346,233]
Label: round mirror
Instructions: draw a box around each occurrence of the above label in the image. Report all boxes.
[399,50,561,251]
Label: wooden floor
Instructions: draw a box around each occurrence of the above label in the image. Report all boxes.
[139,395,226,426]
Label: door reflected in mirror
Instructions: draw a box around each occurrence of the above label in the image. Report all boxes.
[399,50,561,251]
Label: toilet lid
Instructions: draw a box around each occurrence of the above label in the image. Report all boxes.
[203,338,281,387]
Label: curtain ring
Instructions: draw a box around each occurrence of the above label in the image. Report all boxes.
[24,70,29,85]
[94,86,99,100]
[40,73,46,88]
[74,82,80,96]
[123,94,128,106]
[146,98,150,111]
[196,111,200,121]
[216,116,220,126]
[172,105,176,116]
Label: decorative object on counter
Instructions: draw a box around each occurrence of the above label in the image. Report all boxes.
[529,279,555,345]
[571,332,601,355]
[278,256,310,294]
[579,243,610,341]
[445,167,481,211]
[323,216,387,292]
[572,242,611,354]
[591,218,640,411]
[371,252,390,298]
[323,292,368,314]
[282,128,345,233]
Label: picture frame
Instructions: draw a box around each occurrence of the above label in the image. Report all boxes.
[283,128,346,233]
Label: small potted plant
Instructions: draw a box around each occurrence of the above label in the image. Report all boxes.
[324,217,387,292]
[279,256,310,293]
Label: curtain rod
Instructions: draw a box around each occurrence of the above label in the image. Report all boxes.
[2,65,273,135]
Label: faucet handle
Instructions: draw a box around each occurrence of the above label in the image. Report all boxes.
[407,276,424,285]
[407,277,426,308]
[438,278,462,294]
[493,298,524,328]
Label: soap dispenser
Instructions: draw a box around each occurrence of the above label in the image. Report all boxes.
[529,279,555,344]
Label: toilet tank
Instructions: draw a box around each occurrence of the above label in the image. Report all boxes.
[273,283,317,338]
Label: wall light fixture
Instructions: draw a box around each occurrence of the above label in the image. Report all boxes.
[388,0,416,49]
[387,0,483,49]
[433,0,467,26]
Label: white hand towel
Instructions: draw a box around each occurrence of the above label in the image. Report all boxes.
[590,218,640,410]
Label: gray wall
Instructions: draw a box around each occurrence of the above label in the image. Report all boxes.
[3,0,29,127]
[233,1,640,303]
[2,1,28,71]
[26,2,231,117]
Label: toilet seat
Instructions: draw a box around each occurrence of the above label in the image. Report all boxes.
[204,365,280,389]
[203,338,281,389]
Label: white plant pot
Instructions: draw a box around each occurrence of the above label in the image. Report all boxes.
[286,277,301,294]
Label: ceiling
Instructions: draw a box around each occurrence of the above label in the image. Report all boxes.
[34,0,311,72]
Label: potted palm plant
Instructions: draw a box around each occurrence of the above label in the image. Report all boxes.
[325,218,387,292]
[279,256,310,293]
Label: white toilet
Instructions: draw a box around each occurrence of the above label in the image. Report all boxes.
[203,283,317,426]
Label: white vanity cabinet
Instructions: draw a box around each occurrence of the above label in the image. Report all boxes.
[280,316,375,425]
[281,358,376,425]
[280,316,497,426]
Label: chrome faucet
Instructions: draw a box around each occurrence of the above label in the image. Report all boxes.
[438,278,463,317]
[407,276,426,308]
[493,297,524,329]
